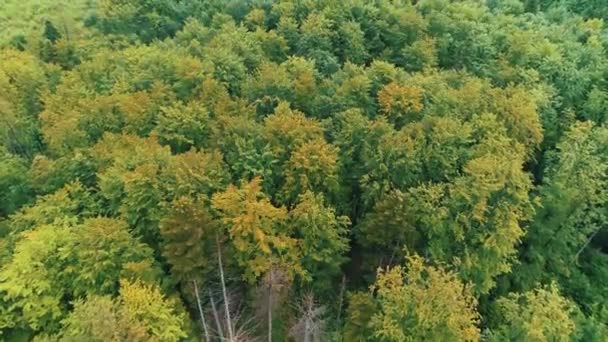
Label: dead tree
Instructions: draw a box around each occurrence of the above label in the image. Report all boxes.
[216,234,235,341]
[256,265,291,342]
[193,280,210,342]
[289,293,327,342]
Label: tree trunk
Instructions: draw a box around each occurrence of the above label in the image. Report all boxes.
[209,290,224,341]
[304,317,311,342]
[193,280,210,342]
[268,268,273,342]
[217,234,235,342]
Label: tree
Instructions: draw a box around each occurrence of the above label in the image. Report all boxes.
[263,102,324,159]
[68,217,157,296]
[488,284,577,341]
[61,279,187,342]
[0,224,69,333]
[343,291,377,342]
[514,122,608,312]
[368,254,480,341]
[281,138,340,205]
[289,191,349,289]
[97,0,204,43]
[118,279,187,341]
[289,293,327,342]
[8,181,93,235]
[4,0,608,339]
[0,217,157,333]
[0,49,46,157]
[0,148,32,217]
[211,177,301,283]
[242,57,319,116]
[162,148,229,199]
[159,196,216,283]
[377,82,424,128]
[156,100,211,153]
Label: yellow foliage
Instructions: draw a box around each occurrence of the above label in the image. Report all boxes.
[378,82,424,125]
[264,101,324,154]
[212,177,301,282]
[283,138,339,203]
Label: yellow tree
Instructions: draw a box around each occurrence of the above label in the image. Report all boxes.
[281,138,340,205]
[377,82,424,127]
[211,177,301,283]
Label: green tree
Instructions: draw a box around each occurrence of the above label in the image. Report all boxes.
[0,49,46,157]
[159,196,216,283]
[514,122,608,312]
[0,148,32,217]
[289,191,349,289]
[281,138,340,205]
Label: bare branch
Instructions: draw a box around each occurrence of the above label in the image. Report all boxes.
[193,280,210,342]
[216,233,235,341]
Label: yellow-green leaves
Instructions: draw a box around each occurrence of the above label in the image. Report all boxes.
[369,255,480,341]
[282,138,340,204]
[378,82,424,127]
[62,280,187,342]
[0,218,156,332]
[489,285,577,341]
[263,102,324,156]
[0,225,67,331]
[118,280,187,342]
[0,49,46,156]
[156,100,211,153]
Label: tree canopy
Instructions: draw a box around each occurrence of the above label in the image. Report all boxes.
[1,0,607,340]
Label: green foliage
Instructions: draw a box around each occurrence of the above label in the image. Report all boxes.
[0,149,32,217]
[343,291,377,341]
[159,196,216,283]
[97,0,206,43]
[514,122,608,318]
[281,138,340,205]
[0,49,46,157]
[2,0,608,340]
[290,191,350,289]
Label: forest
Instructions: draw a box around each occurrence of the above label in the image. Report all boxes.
[1,0,607,340]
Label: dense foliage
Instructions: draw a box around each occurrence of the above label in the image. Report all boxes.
[1,0,607,340]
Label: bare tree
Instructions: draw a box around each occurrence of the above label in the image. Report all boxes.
[289,293,327,342]
[255,265,291,342]
[193,280,210,342]
[216,234,235,341]
[336,275,346,324]
[210,234,259,341]
[229,296,259,342]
